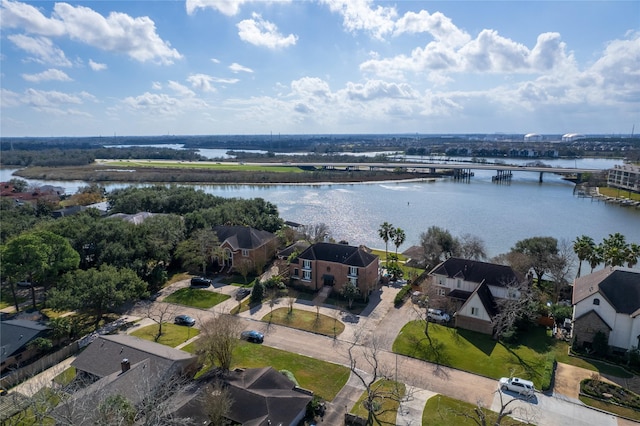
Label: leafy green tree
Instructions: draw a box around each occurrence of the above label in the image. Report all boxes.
[587,244,604,273]
[9,178,28,192]
[49,265,147,329]
[340,281,360,309]
[512,236,559,285]
[250,280,265,304]
[627,243,640,269]
[378,222,394,266]
[573,235,596,278]
[419,226,461,268]
[459,233,487,261]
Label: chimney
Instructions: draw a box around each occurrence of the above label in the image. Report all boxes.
[121,358,130,373]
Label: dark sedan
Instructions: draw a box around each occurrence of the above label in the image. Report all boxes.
[174,315,196,326]
[240,330,264,343]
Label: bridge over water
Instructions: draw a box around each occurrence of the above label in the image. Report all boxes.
[278,161,603,183]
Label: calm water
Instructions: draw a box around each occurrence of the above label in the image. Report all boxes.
[2,158,638,257]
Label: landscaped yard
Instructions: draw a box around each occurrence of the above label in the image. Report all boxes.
[232,341,350,401]
[579,378,640,421]
[130,323,200,347]
[394,321,554,390]
[422,394,530,425]
[163,287,230,309]
[552,341,632,378]
[261,307,345,337]
[350,379,405,425]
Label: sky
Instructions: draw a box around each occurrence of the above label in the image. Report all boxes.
[1,0,639,137]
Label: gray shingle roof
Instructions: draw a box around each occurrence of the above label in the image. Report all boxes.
[430,257,522,287]
[573,268,640,315]
[1,320,50,363]
[213,225,276,250]
[295,242,378,267]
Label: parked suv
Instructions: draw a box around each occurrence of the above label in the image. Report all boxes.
[499,377,535,397]
[190,277,212,287]
[427,308,450,323]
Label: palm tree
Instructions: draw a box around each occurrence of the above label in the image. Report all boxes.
[588,244,603,273]
[573,235,595,278]
[392,227,406,258]
[602,233,628,268]
[378,222,394,266]
[626,243,640,269]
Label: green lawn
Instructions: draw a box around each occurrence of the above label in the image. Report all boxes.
[579,395,640,422]
[163,287,230,308]
[393,321,554,390]
[261,307,345,337]
[422,394,530,425]
[232,341,350,401]
[130,323,200,347]
[552,341,632,378]
[351,380,405,425]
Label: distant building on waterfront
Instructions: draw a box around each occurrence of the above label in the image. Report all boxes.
[562,133,586,142]
[608,164,640,193]
[524,133,543,142]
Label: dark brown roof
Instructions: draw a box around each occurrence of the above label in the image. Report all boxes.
[294,242,378,267]
[573,268,640,314]
[430,257,522,287]
[213,225,276,250]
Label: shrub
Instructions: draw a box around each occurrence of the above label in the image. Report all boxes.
[394,283,412,307]
[592,331,609,357]
[250,281,265,304]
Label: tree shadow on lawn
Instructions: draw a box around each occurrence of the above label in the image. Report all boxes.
[407,333,449,367]
[456,328,498,357]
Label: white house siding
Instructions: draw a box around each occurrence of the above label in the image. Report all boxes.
[458,293,492,322]
[435,275,477,293]
[609,313,634,350]
[574,293,617,327]
[488,285,520,300]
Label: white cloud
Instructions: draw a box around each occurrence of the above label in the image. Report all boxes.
[186,0,248,16]
[88,59,107,71]
[22,68,72,82]
[167,81,195,97]
[3,87,86,115]
[290,77,333,99]
[320,0,397,40]
[2,1,182,65]
[8,34,72,66]
[187,73,240,92]
[343,80,417,101]
[211,58,221,64]
[121,91,208,117]
[229,62,253,73]
[0,0,65,36]
[394,10,470,47]
[152,81,163,90]
[237,13,297,49]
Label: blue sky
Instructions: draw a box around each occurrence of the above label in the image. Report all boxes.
[1,0,638,137]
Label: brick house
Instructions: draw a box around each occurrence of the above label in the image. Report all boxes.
[572,267,640,352]
[288,242,379,295]
[213,225,279,274]
[428,258,524,335]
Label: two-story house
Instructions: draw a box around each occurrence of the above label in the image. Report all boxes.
[213,225,279,274]
[289,242,379,295]
[572,267,640,353]
[429,257,524,335]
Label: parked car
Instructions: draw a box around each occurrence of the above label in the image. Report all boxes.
[16,281,33,288]
[174,315,196,326]
[499,377,535,397]
[236,288,251,300]
[190,277,212,287]
[427,308,450,323]
[240,330,264,343]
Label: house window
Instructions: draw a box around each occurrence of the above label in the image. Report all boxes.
[349,277,357,286]
[303,259,311,270]
[242,249,249,257]
[457,279,462,288]
[437,288,446,296]
[349,266,358,276]
[439,278,445,285]
[293,268,299,277]
[471,307,479,316]
[303,270,311,281]
[593,298,600,306]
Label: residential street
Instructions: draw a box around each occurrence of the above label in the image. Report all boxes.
[124,279,629,426]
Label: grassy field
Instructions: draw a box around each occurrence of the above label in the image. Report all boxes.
[104,160,304,173]
[130,323,200,347]
[394,321,554,390]
[579,394,640,422]
[599,186,640,201]
[163,287,230,309]
[232,341,350,401]
[261,307,345,337]
[552,341,632,378]
[350,380,405,425]
[422,394,530,425]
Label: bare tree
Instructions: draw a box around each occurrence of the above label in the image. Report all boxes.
[346,335,412,425]
[547,238,575,303]
[459,233,488,261]
[492,280,539,340]
[196,315,242,372]
[285,289,297,314]
[447,390,536,426]
[301,223,331,243]
[140,301,179,342]
[202,380,234,425]
[235,258,253,283]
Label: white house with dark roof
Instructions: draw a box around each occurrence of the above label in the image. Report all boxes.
[429,258,524,335]
[572,267,640,352]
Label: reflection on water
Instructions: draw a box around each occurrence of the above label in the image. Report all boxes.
[2,158,638,257]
